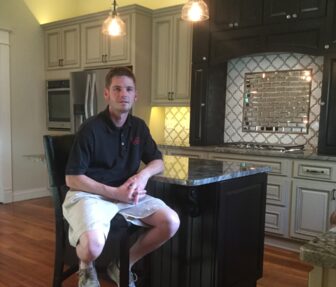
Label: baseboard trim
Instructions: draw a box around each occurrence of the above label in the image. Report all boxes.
[265,235,304,252]
[12,187,50,202]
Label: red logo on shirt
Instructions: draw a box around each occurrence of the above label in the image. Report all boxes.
[132,136,140,145]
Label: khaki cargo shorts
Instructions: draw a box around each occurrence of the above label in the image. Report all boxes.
[62,190,167,247]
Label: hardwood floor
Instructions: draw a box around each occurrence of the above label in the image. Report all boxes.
[0,197,312,287]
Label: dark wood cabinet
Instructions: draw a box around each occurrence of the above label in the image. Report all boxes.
[318,54,336,155]
[145,172,267,287]
[263,0,327,24]
[210,28,265,63]
[211,0,263,31]
[264,18,323,55]
[322,0,336,52]
[190,63,227,146]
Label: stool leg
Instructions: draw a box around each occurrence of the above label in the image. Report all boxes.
[119,226,130,287]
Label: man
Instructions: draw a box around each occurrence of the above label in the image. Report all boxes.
[63,67,180,287]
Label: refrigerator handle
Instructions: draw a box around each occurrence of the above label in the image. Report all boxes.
[84,74,91,120]
[90,73,96,117]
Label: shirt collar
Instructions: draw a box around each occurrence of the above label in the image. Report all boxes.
[102,106,132,131]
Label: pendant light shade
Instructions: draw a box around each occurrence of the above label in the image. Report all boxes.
[181,0,210,22]
[102,0,126,37]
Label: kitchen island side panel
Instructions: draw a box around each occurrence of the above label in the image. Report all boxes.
[144,172,267,287]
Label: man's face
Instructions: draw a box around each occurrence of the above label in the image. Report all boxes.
[104,75,137,115]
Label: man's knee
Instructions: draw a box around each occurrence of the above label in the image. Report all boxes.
[78,230,106,259]
[162,208,180,238]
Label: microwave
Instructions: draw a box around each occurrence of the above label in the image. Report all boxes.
[46,79,71,130]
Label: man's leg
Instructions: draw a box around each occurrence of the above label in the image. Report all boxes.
[129,206,180,267]
[77,230,106,268]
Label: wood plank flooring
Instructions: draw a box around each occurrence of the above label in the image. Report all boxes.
[0,197,312,287]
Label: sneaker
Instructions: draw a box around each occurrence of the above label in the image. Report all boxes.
[107,262,137,287]
[78,266,100,287]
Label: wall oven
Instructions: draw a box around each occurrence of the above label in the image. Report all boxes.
[46,79,71,130]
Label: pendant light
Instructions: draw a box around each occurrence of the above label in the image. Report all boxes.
[102,0,126,37]
[181,0,210,22]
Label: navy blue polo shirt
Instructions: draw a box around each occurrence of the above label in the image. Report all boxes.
[65,107,162,187]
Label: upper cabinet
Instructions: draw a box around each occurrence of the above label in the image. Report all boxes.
[211,0,263,31]
[44,24,80,70]
[151,8,192,106]
[81,15,131,67]
[263,0,327,24]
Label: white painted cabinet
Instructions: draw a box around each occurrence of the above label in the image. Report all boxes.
[291,160,336,241]
[81,15,131,68]
[151,8,192,106]
[44,24,80,69]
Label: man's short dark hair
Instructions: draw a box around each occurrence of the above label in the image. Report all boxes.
[105,66,136,88]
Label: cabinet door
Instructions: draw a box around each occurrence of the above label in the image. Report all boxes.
[322,0,336,53]
[318,54,336,155]
[45,28,61,69]
[81,20,105,66]
[290,179,336,240]
[104,14,131,65]
[170,15,192,104]
[45,25,80,70]
[212,0,262,30]
[151,15,173,104]
[264,0,327,24]
[151,14,191,106]
[61,25,80,68]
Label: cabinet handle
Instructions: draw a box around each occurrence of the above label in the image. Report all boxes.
[324,44,330,49]
[167,92,172,101]
[171,92,175,101]
[286,14,291,19]
[304,169,325,174]
[332,189,336,201]
[292,13,298,18]
[101,55,104,62]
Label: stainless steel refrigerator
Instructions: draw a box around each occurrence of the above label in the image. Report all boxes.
[70,68,110,132]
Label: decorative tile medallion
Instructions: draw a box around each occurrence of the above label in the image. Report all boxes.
[225,53,323,150]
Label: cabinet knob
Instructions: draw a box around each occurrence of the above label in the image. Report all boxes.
[201,102,205,107]
[324,44,330,49]
[233,22,239,27]
[202,56,207,61]
[228,23,234,28]
[320,101,326,106]
[292,13,298,18]
[286,14,291,19]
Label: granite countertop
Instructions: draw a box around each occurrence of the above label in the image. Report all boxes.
[300,227,336,268]
[152,154,272,186]
[158,144,336,162]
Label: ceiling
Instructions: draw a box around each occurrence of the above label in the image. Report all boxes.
[23,0,186,24]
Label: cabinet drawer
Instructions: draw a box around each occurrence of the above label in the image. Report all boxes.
[265,205,289,237]
[293,160,336,182]
[267,175,291,207]
[208,153,291,176]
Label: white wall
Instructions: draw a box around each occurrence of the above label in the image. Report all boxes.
[0,30,12,202]
[0,0,49,202]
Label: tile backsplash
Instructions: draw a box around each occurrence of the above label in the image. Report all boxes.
[225,53,323,150]
[164,107,190,146]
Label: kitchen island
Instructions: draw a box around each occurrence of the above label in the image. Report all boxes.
[142,155,271,287]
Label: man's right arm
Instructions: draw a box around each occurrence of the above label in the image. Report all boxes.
[66,174,136,203]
